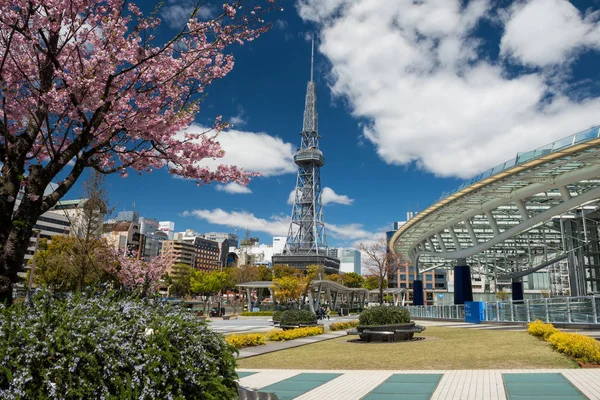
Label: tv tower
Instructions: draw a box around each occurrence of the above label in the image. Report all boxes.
[272,38,340,274]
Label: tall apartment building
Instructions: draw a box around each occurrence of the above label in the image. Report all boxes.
[52,198,106,238]
[162,237,220,272]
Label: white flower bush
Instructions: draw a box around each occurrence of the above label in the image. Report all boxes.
[0,291,238,399]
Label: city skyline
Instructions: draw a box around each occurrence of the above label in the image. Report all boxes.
[62,0,600,249]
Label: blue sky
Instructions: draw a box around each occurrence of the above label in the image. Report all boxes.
[65,0,600,248]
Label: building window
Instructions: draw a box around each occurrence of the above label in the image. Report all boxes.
[426,283,433,289]
[426,275,432,281]
[400,274,406,280]
[400,283,406,288]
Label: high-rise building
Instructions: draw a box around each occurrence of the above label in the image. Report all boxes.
[139,217,159,236]
[272,40,340,274]
[203,232,239,248]
[272,237,286,255]
[158,221,175,240]
[339,248,361,274]
[116,210,139,223]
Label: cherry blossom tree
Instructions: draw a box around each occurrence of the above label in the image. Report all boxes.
[104,252,170,294]
[0,0,276,303]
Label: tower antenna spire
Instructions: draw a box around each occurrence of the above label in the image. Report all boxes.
[310,34,314,83]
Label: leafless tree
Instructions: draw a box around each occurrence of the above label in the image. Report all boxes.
[357,236,404,305]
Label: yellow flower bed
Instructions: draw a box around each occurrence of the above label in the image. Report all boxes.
[527,320,600,364]
[527,319,558,339]
[329,320,359,331]
[226,333,266,349]
[267,326,324,341]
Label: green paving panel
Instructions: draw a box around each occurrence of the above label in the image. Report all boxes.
[503,373,588,400]
[362,374,442,400]
[237,371,258,379]
[259,372,341,400]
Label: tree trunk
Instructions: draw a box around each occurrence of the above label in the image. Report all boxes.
[0,216,38,305]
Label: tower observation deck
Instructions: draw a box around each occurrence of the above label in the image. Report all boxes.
[272,39,340,274]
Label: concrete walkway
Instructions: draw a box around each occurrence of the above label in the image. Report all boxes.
[237,330,348,359]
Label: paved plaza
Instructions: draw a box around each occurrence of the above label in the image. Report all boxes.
[237,369,600,400]
[231,317,600,399]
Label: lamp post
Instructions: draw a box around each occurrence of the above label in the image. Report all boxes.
[26,229,41,301]
[218,261,224,317]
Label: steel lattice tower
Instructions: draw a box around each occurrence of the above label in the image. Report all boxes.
[273,39,340,274]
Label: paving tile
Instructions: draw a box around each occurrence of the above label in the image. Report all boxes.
[362,374,442,400]
[237,371,258,379]
[503,373,587,400]
[259,372,342,400]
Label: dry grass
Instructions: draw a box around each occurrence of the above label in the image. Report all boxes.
[236,326,578,370]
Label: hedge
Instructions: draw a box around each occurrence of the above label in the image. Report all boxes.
[359,306,410,326]
[267,326,324,341]
[226,333,266,349]
[240,311,274,316]
[280,309,317,326]
[329,320,359,331]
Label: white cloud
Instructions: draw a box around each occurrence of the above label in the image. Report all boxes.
[275,19,289,30]
[178,124,296,177]
[287,187,353,205]
[229,114,246,126]
[215,182,252,194]
[183,208,375,242]
[500,0,600,67]
[183,209,290,236]
[296,0,600,179]
[322,187,353,205]
[161,1,213,29]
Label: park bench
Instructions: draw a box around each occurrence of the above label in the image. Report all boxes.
[237,383,279,400]
[362,330,395,342]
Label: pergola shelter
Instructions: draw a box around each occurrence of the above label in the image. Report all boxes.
[236,281,275,312]
[307,280,368,314]
[368,288,408,306]
[390,126,600,304]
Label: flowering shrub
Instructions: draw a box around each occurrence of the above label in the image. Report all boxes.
[266,326,324,341]
[240,311,274,316]
[226,333,266,349]
[0,290,238,399]
[547,331,600,364]
[527,319,558,339]
[329,320,359,331]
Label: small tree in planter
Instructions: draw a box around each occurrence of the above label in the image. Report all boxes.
[358,305,422,341]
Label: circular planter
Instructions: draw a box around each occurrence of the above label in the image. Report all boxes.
[357,322,416,341]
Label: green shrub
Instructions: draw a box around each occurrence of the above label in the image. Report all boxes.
[266,326,323,341]
[226,333,266,349]
[329,320,359,331]
[280,309,317,326]
[359,305,411,326]
[272,310,283,321]
[0,290,238,399]
[240,311,274,316]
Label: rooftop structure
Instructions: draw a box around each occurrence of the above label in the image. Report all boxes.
[390,126,600,302]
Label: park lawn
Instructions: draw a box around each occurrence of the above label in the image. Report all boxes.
[236,326,577,370]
